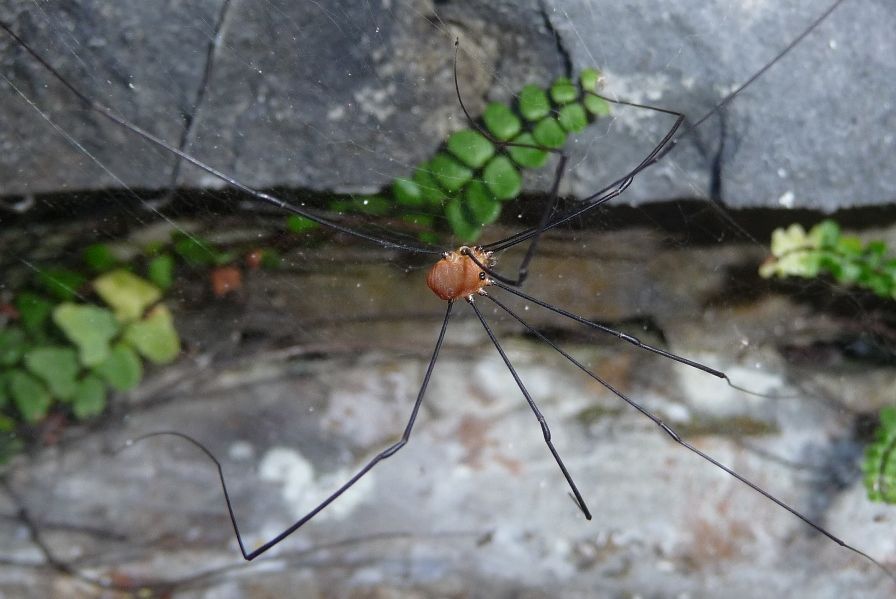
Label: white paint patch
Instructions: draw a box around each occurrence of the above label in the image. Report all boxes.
[228,440,254,461]
[353,83,397,121]
[777,190,795,208]
[259,446,375,521]
[660,400,691,424]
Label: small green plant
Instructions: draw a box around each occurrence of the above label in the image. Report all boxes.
[0,243,182,446]
[0,228,286,449]
[864,407,896,504]
[762,221,896,505]
[760,219,896,299]
[290,68,611,243]
[2,270,180,424]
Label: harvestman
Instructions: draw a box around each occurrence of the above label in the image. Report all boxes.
[1,0,893,583]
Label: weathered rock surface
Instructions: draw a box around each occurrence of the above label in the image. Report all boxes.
[1,215,894,598]
[1,0,894,209]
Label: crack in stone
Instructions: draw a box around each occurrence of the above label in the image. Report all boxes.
[538,0,572,80]
[165,0,235,194]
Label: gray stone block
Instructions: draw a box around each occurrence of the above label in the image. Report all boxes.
[1,0,893,210]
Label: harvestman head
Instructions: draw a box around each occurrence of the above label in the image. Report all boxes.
[0,0,893,588]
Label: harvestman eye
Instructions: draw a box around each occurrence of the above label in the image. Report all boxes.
[0,0,893,591]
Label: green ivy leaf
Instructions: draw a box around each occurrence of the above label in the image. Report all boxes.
[866,273,892,297]
[482,156,522,201]
[836,235,863,258]
[259,249,282,269]
[147,254,175,290]
[558,103,589,133]
[411,163,447,206]
[352,195,393,216]
[401,213,435,230]
[810,219,840,248]
[429,153,473,194]
[836,258,863,284]
[550,77,578,104]
[37,267,86,302]
[393,177,424,208]
[763,220,895,299]
[93,343,143,392]
[518,84,550,121]
[94,269,162,322]
[770,223,811,257]
[52,303,119,367]
[72,374,106,420]
[123,304,180,364]
[583,92,610,117]
[445,198,481,243]
[83,243,118,273]
[866,240,887,258]
[23,346,79,401]
[14,292,55,336]
[286,214,319,233]
[464,180,501,227]
[579,68,601,92]
[780,248,821,279]
[9,370,52,424]
[418,231,440,246]
[532,117,567,149]
[0,327,28,367]
[483,102,521,141]
[446,129,495,169]
[173,234,230,267]
[508,133,549,169]
[0,370,10,409]
[864,406,896,504]
[0,413,16,434]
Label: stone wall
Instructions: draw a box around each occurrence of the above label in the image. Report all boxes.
[1,0,894,210]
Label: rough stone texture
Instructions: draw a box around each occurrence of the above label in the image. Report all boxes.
[1,214,894,597]
[1,0,894,209]
[0,0,226,192]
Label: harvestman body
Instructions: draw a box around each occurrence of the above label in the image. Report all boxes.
[1,0,894,588]
[426,247,493,301]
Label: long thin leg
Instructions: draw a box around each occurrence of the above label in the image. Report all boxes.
[126,301,454,561]
[491,279,790,399]
[465,128,669,285]
[508,154,567,286]
[460,154,568,289]
[0,22,439,257]
[484,292,896,583]
[466,296,592,520]
[452,39,684,285]
[483,0,848,256]
[481,102,684,256]
[489,278,725,379]
[451,41,570,286]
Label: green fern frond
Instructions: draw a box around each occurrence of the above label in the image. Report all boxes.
[864,406,896,504]
[760,219,896,300]
[308,69,611,243]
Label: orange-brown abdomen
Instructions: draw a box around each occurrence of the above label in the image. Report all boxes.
[426,247,491,301]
